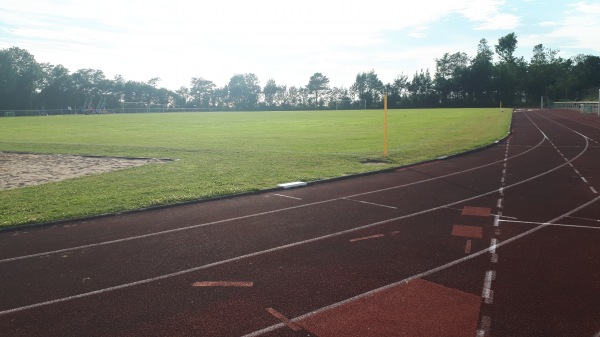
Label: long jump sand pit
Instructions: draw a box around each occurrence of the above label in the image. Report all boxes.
[0,152,169,190]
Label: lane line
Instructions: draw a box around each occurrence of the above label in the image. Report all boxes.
[265,308,303,332]
[591,187,598,194]
[566,216,600,223]
[476,316,491,337]
[239,194,600,337]
[496,198,503,209]
[270,194,302,201]
[192,281,254,287]
[343,198,398,210]
[0,133,549,264]
[500,220,600,230]
[489,238,497,254]
[349,234,385,242]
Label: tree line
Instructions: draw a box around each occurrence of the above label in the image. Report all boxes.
[1,33,599,112]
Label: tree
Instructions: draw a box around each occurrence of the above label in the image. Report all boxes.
[495,33,518,63]
[306,72,330,107]
[227,73,261,110]
[190,77,216,108]
[434,52,469,105]
[352,70,384,108]
[493,33,526,105]
[408,69,436,107]
[570,55,600,100]
[527,44,567,102]
[35,63,75,109]
[468,39,495,105]
[0,47,42,109]
[263,79,278,106]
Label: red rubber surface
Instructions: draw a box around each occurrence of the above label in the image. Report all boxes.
[1,109,599,337]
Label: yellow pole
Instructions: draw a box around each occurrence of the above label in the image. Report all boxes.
[384,95,388,157]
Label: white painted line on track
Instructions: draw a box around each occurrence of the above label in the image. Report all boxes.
[482,270,495,304]
[591,187,598,194]
[239,194,600,337]
[343,198,398,210]
[567,216,600,223]
[477,316,491,337]
[0,133,550,264]
[494,215,500,227]
[489,238,497,254]
[500,219,600,230]
[582,177,589,183]
[491,254,498,263]
[496,198,503,209]
[270,193,302,200]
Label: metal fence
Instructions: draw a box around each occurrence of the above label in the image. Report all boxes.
[551,101,599,115]
[0,108,218,117]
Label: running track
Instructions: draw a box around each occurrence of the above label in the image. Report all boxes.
[0,109,599,337]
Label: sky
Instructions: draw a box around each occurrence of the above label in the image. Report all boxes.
[1,0,599,91]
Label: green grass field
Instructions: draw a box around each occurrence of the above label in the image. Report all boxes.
[0,108,512,228]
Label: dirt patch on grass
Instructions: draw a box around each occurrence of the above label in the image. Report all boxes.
[0,152,169,190]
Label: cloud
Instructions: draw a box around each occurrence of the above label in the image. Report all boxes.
[456,0,521,30]
[522,1,600,52]
[0,0,533,89]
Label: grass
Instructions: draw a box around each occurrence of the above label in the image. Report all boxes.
[0,108,512,228]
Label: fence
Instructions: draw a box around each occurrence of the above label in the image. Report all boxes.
[0,108,218,117]
[551,101,599,114]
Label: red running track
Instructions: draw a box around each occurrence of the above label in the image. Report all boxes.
[0,109,599,337]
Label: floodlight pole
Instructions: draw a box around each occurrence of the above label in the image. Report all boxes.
[384,95,388,158]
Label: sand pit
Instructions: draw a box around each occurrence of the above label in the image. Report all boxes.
[0,152,169,190]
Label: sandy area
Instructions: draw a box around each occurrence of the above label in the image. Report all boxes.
[0,152,169,190]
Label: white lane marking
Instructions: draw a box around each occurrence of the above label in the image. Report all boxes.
[499,187,504,196]
[0,136,547,264]
[490,238,497,254]
[496,198,503,209]
[491,254,498,263]
[567,216,600,223]
[594,328,600,337]
[500,220,600,230]
[476,316,492,337]
[494,215,500,227]
[582,177,589,183]
[482,270,496,304]
[239,194,600,337]
[271,194,302,200]
[591,187,598,194]
[343,198,398,210]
